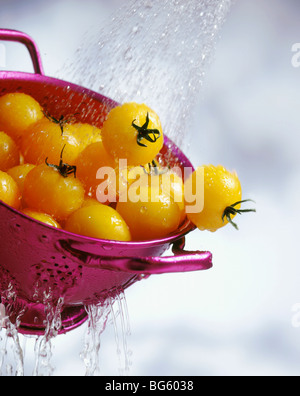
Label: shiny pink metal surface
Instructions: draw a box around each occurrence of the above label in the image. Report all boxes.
[0,30,212,335]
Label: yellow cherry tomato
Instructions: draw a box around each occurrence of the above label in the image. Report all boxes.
[81,197,100,208]
[104,164,143,204]
[184,165,254,232]
[57,122,102,164]
[160,170,186,225]
[21,117,65,165]
[21,115,102,166]
[22,208,61,229]
[108,162,164,201]
[0,170,21,209]
[7,163,35,193]
[101,102,164,166]
[75,141,116,200]
[66,122,102,147]
[65,203,131,241]
[23,163,85,221]
[119,166,186,225]
[116,184,181,241]
[0,93,43,142]
[0,131,20,171]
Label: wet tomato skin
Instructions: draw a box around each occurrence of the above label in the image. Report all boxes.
[65,203,131,241]
[0,93,43,142]
[185,165,242,232]
[7,163,36,193]
[23,164,85,221]
[21,117,67,165]
[22,208,61,229]
[21,118,102,166]
[75,141,116,200]
[101,102,164,166]
[0,170,22,209]
[0,131,20,172]
[116,184,181,241]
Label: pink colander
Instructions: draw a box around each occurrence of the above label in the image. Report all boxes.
[0,29,212,335]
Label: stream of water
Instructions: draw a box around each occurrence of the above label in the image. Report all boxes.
[61,0,233,151]
[0,289,132,376]
[80,292,132,377]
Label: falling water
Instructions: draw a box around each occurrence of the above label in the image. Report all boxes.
[0,315,24,376]
[32,295,65,376]
[0,285,65,376]
[108,291,132,375]
[0,286,132,376]
[0,281,26,376]
[81,300,111,376]
[81,289,132,376]
[61,0,233,150]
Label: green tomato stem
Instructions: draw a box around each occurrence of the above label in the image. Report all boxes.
[222,199,256,230]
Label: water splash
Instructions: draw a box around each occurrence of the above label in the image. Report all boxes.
[0,281,26,376]
[0,282,65,376]
[33,295,64,377]
[81,299,111,376]
[81,289,132,376]
[0,318,24,376]
[61,0,233,150]
[109,290,132,375]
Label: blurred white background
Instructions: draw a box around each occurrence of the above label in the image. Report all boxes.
[1,0,300,376]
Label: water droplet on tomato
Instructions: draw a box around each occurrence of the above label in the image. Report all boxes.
[140,206,147,214]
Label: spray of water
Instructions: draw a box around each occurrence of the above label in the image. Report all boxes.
[0,285,65,376]
[81,289,132,376]
[61,0,233,150]
[108,290,132,375]
[81,300,111,376]
[0,318,24,376]
[0,280,26,376]
[0,287,132,376]
[33,295,64,376]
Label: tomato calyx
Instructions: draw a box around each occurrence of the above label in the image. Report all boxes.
[143,160,172,177]
[145,160,159,175]
[222,199,256,230]
[132,112,161,148]
[43,110,79,135]
[45,145,77,178]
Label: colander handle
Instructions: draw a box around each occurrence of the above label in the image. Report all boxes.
[125,251,212,274]
[0,29,44,75]
[58,237,212,274]
[119,238,212,275]
[102,238,213,275]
